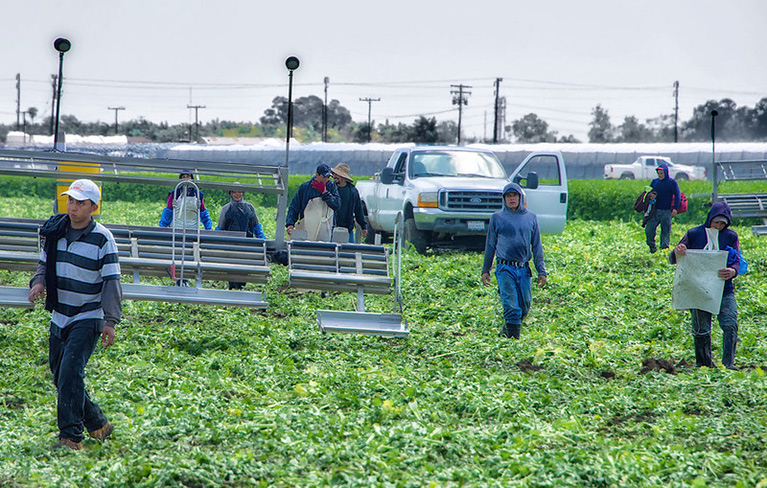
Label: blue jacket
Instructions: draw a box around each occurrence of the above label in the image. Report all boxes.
[286,177,341,227]
[482,182,546,276]
[650,163,681,211]
[669,201,739,294]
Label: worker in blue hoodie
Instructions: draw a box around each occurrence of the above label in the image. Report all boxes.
[481,182,547,339]
[646,162,681,253]
[670,201,740,369]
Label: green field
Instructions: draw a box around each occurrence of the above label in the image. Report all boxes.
[1,190,766,487]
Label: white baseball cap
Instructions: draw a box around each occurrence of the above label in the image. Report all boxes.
[61,179,101,204]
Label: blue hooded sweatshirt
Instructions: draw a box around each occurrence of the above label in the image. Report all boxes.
[482,182,546,276]
[650,163,681,211]
[669,201,740,295]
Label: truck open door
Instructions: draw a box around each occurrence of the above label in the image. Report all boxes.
[508,151,568,234]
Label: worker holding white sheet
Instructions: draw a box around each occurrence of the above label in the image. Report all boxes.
[669,202,741,369]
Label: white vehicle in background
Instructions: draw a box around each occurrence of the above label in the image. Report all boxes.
[356,146,568,253]
[603,155,707,180]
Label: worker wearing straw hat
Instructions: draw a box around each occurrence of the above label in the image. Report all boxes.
[331,163,368,243]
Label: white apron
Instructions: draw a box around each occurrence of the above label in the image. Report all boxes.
[294,197,334,241]
[172,193,201,230]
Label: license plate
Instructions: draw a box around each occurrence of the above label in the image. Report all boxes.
[467,221,485,231]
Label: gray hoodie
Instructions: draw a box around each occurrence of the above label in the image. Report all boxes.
[482,182,546,276]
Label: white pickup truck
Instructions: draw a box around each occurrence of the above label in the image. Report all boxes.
[603,155,706,181]
[356,146,568,252]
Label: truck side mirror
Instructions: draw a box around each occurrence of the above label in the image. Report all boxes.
[380,167,394,185]
[525,172,539,189]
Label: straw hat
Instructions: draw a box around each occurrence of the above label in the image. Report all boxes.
[331,163,353,182]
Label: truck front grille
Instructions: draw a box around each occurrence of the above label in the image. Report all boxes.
[441,191,503,212]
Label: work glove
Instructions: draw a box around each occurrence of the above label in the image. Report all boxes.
[311,179,326,194]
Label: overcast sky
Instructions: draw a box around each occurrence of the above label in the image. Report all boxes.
[1,0,765,141]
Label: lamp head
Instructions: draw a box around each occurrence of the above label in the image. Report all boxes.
[54,37,71,53]
[285,56,300,71]
[711,110,719,117]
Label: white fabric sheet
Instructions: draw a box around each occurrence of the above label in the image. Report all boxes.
[672,249,727,314]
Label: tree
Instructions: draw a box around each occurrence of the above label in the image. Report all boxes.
[682,99,739,142]
[27,107,38,124]
[326,99,352,130]
[645,114,676,142]
[753,97,767,140]
[410,116,439,143]
[510,113,557,143]
[435,120,458,143]
[260,95,352,132]
[616,115,651,142]
[588,104,614,143]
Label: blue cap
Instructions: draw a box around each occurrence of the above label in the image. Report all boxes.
[316,164,332,178]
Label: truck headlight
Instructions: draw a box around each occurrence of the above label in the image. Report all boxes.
[417,192,439,208]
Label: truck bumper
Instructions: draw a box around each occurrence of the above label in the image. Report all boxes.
[413,208,492,234]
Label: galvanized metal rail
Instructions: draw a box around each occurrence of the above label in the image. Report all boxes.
[0,217,269,309]
[712,160,767,234]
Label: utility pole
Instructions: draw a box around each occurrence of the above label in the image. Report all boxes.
[323,77,329,143]
[21,110,28,143]
[359,97,380,143]
[108,106,125,135]
[451,84,472,145]
[673,81,679,143]
[493,78,502,143]
[15,74,21,130]
[50,75,57,135]
[187,104,206,142]
[499,96,507,142]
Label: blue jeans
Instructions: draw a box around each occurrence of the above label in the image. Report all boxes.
[495,264,532,325]
[691,294,738,368]
[645,209,672,251]
[49,320,109,442]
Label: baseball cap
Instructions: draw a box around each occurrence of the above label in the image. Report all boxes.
[316,164,332,178]
[61,179,101,204]
[711,215,729,225]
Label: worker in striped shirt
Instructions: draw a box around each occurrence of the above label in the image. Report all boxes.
[29,179,122,451]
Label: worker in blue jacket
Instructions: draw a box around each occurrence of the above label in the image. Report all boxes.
[646,163,680,253]
[670,201,740,369]
[481,182,547,339]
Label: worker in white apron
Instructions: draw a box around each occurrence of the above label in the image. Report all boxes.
[158,170,213,230]
[285,164,341,241]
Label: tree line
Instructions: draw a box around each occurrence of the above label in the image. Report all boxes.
[3,95,766,145]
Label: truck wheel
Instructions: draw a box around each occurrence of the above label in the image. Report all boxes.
[675,173,689,181]
[404,218,429,254]
[619,173,635,180]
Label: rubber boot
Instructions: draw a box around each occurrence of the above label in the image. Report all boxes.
[499,324,512,338]
[722,329,738,370]
[506,323,521,339]
[694,335,715,368]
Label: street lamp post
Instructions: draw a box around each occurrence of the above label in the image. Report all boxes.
[711,110,719,201]
[284,56,299,168]
[52,37,71,151]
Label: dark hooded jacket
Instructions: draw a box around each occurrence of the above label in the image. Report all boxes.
[482,182,546,276]
[669,201,740,294]
[650,163,681,211]
[286,177,341,228]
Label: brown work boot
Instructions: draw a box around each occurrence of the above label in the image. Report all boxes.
[55,438,83,450]
[88,422,114,442]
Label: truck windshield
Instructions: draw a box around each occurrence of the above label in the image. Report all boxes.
[410,151,507,179]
